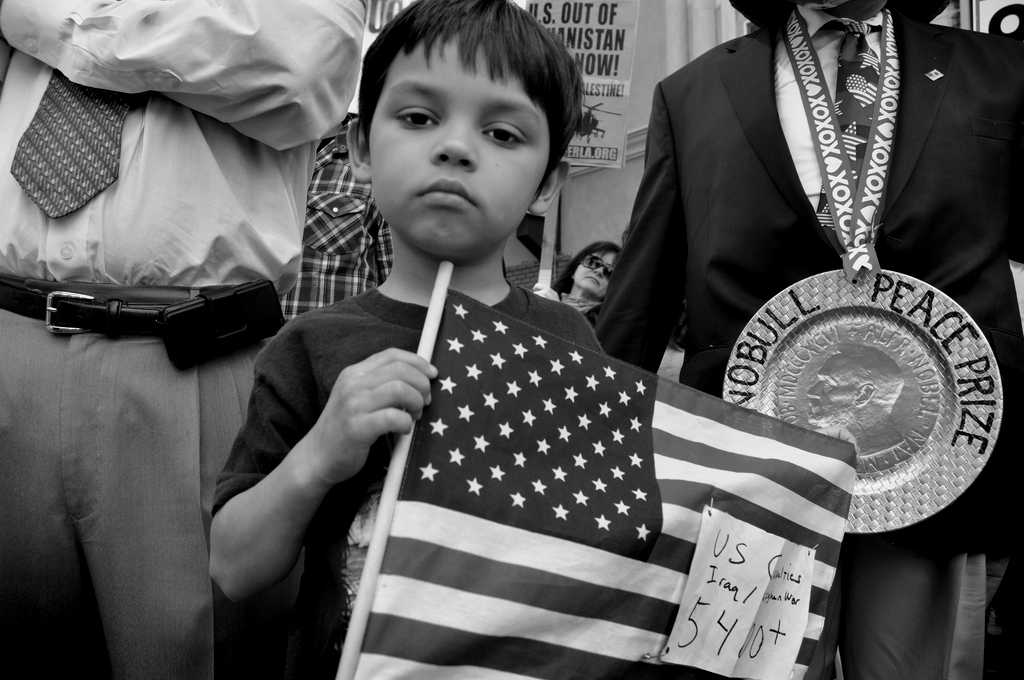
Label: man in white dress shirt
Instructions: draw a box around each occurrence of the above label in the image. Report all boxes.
[0,1,365,678]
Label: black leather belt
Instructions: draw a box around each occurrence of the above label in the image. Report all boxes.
[0,274,284,368]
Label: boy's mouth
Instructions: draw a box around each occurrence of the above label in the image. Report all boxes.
[422,179,474,205]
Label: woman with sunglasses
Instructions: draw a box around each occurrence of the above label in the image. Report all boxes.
[533,240,621,327]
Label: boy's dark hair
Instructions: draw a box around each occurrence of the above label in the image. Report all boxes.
[357,0,583,181]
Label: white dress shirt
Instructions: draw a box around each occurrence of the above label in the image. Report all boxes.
[774,5,884,206]
[0,0,365,290]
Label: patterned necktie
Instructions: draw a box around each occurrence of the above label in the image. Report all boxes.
[10,71,134,219]
[814,20,880,231]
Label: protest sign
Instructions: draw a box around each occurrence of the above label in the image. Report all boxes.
[528,1,640,168]
[973,0,1024,41]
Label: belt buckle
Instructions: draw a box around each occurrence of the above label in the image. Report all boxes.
[46,291,95,334]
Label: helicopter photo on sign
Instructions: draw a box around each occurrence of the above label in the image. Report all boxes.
[526,1,639,168]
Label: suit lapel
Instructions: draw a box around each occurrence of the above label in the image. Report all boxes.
[717,15,955,246]
[883,13,954,222]
[718,27,841,254]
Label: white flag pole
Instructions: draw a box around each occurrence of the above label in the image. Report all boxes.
[335,260,454,680]
[535,182,564,290]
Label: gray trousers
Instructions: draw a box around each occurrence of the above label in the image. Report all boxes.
[0,308,298,679]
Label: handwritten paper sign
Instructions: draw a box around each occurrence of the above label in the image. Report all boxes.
[661,507,814,680]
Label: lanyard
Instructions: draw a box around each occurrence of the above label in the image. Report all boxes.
[782,9,900,283]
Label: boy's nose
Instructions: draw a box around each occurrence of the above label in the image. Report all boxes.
[431,129,476,169]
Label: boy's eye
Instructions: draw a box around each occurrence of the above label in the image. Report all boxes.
[486,127,523,145]
[400,111,435,127]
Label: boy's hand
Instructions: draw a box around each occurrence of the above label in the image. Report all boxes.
[303,348,437,487]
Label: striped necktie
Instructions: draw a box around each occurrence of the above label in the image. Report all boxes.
[11,71,134,219]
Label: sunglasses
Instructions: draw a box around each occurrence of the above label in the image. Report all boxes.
[579,254,615,278]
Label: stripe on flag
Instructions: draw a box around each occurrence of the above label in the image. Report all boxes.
[387,503,685,604]
[357,655,538,680]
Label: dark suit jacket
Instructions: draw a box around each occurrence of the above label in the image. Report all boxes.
[597,12,1024,554]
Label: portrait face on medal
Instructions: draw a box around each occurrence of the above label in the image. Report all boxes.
[781,317,944,481]
[806,344,906,456]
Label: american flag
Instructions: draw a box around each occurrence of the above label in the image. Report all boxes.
[351,292,856,680]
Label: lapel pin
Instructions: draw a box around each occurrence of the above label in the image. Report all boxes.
[926,69,944,81]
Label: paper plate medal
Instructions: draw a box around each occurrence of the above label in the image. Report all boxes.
[722,270,1001,533]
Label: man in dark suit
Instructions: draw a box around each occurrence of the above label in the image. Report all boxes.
[597,1,1022,678]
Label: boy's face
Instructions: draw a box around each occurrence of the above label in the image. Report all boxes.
[351,43,567,266]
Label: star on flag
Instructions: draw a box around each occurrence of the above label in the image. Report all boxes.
[411,297,658,558]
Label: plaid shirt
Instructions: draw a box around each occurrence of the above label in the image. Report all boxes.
[280,121,392,319]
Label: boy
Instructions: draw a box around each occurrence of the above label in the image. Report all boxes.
[209,1,596,676]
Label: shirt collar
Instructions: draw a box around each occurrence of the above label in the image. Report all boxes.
[797,5,885,37]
